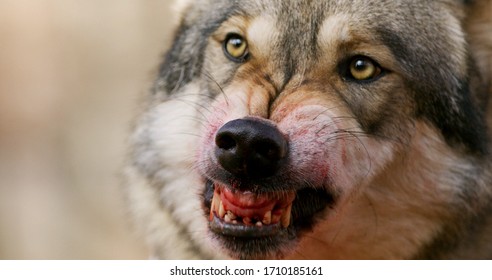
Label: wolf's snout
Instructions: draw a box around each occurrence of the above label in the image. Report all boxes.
[214,118,288,179]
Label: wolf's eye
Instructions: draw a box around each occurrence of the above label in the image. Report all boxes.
[223,33,249,62]
[348,56,382,81]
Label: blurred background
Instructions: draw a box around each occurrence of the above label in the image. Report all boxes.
[0,0,175,259]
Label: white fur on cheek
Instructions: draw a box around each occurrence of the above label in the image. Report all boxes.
[146,84,222,258]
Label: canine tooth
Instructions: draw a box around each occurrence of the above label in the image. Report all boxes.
[212,194,220,213]
[219,201,226,218]
[209,194,218,221]
[281,204,292,228]
[227,210,237,220]
[256,221,263,227]
[224,211,236,223]
[262,211,272,225]
[211,196,217,212]
[224,214,231,223]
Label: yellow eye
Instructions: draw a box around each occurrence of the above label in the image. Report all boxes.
[224,33,249,62]
[349,57,382,81]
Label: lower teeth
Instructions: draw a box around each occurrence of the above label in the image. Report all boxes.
[224,215,232,223]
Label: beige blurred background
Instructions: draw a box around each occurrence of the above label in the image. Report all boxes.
[0,0,175,259]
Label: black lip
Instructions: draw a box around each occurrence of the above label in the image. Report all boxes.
[209,214,281,238]
[202,179,334,259]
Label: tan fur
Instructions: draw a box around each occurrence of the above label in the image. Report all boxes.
[124,0,492,259]
[289,123,485,259]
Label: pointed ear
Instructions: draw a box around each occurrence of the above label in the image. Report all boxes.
[170,0,193,23]
[171,0,212,25]
[173,0,193,15]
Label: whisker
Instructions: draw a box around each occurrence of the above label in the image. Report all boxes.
[202,70,230,106]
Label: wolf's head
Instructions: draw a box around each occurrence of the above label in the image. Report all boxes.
[128,0,491,259]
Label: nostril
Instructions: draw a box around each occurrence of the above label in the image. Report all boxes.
[216,132,237,151]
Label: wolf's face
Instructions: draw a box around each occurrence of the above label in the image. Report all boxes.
[129,0,490,259]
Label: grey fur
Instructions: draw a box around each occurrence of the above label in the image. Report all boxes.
[124,0,492,259]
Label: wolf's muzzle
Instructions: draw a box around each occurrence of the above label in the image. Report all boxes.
[205,116,335,252]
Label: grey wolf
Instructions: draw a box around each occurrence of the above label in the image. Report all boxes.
[123,0,492,259]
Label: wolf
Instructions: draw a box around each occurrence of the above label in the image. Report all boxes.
[123,0,492,259]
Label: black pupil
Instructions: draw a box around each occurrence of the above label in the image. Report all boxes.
[229,37,243,49]
[354,59,369,71]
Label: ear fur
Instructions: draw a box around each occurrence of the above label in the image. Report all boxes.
[173,0,193,14]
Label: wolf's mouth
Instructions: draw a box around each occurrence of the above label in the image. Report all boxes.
[203,180,334,258]
[209,182,295,237]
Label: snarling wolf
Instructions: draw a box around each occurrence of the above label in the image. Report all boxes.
[123,0,492,259]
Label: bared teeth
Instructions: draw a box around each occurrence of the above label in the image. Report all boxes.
[213,193,220,210]
[210,192,221,221]
[224,214,231,223]
[262,211,272,225]
[227,210,237,220]
[281,203,292,228]
[224,211,236,223]
[211,196,216,212]
[219,200,226,218]
[209,188,293,228]
[209,197,216,221]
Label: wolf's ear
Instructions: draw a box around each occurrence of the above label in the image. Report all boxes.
[173,0,192,10]
[171,0,214,25]
[173,0,193,15]
[172,0,194,22]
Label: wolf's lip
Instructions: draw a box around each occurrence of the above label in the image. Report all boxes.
[203,179,334,258]
[210,214,282,237]
[209,182,295,236]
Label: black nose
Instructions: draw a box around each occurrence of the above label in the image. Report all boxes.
[214,118,288,179]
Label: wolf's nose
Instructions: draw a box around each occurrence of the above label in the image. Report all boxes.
[214,118,288,179]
